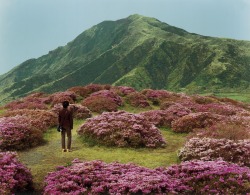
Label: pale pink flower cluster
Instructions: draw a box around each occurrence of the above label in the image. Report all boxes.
[178,137,250,166]
[4,109,57,132]
[77,111,166,148]
[0,116,43,150]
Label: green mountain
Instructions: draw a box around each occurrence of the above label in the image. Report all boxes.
[1,14,250,103]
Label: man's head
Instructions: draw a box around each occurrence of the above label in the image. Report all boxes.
[62,100,69,108]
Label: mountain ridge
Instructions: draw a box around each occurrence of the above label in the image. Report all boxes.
[0,14,250,104]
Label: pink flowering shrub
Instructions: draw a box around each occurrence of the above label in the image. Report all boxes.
[67,84,111,98]
[111,86,136,96]
[51,103,92,119]
[219,96,248,109]
[165,160,250,194]
[81,84,112,97]
[139,110,177,128]
[171,112,220,133]
[69,104,92,119]
[194,103,241,116]
[189,121,250,140]
[140,103,191,127]
[0,152,33,194]
[141,89,172,105]
[85,83,111,92]
[139,110,166,127]
[50,91,77,105]
[24,92,51,104]
[78,111,166,148]
[165,103,192,117]
[4,100,48,110]
[50,103,63,114]
[4,92,50,110]
[82,96,119,113]
[174,100,202,112]
[4,109,57,132]
[191,94,218,104]
[44,159,250,194]
[125,92,150,108]
[178,138,250,166]
[82,90,122,113]
[0,116,43,150]
[88,90,123,106]
[160,100,176,109]
[44,159,188,195]
[67,86,86,96]
[140,104,191,128]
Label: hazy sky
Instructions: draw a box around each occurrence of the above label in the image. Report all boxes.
[0,0,250,75]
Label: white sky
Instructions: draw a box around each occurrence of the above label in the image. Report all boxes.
[0,0,250,75]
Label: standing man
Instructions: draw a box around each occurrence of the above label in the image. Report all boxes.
[58,101,73,152]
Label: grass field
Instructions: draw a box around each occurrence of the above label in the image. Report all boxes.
[7,92,250,193]
[214,92,250,102]
[17,114,187,193]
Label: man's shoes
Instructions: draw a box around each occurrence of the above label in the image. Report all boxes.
[62,149,66,152]
[67,149,71,152]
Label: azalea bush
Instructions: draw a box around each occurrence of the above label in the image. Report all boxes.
[85,84,111,93]
[82,96,119,113]
[78,111,166,148]
[140,104,191,128]
[51,103,92,119]
[178,137,250,166]
[165,103,192,118]
[24,92,51,103]
[44,159,187,195]
[125,92,150,108]
[0,116,43,150]
[171,112,220,133]
[88,90,123,106]
[69,104,92,119]
[219,96,247,108]
[4,92,50,110]
[44,159,250,194]
[50,91,77,105]
[159,100,176,110]
[139,110,173,127]
[67,86,86,96]
[82,90,122,113]
[191,94,218,104]
[4,109,57,132]
[141,89,172,105]
[0,152,33,194]
[189,121,250,140]
[67,84,111,98]
[194,103,241,116]
[111,86,136,96]
[165,160,250,194]
[4,100,48,110]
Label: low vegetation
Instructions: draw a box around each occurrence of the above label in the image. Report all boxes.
[0,152,33,194]
[0,84,250,194]
[78,111,166,148]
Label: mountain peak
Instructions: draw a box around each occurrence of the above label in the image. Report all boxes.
[127,14,144,20]
[0,15,250,104]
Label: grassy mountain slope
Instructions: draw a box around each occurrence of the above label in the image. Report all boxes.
[0,14,250,104]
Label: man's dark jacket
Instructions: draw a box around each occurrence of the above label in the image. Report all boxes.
[58,108,73,129]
